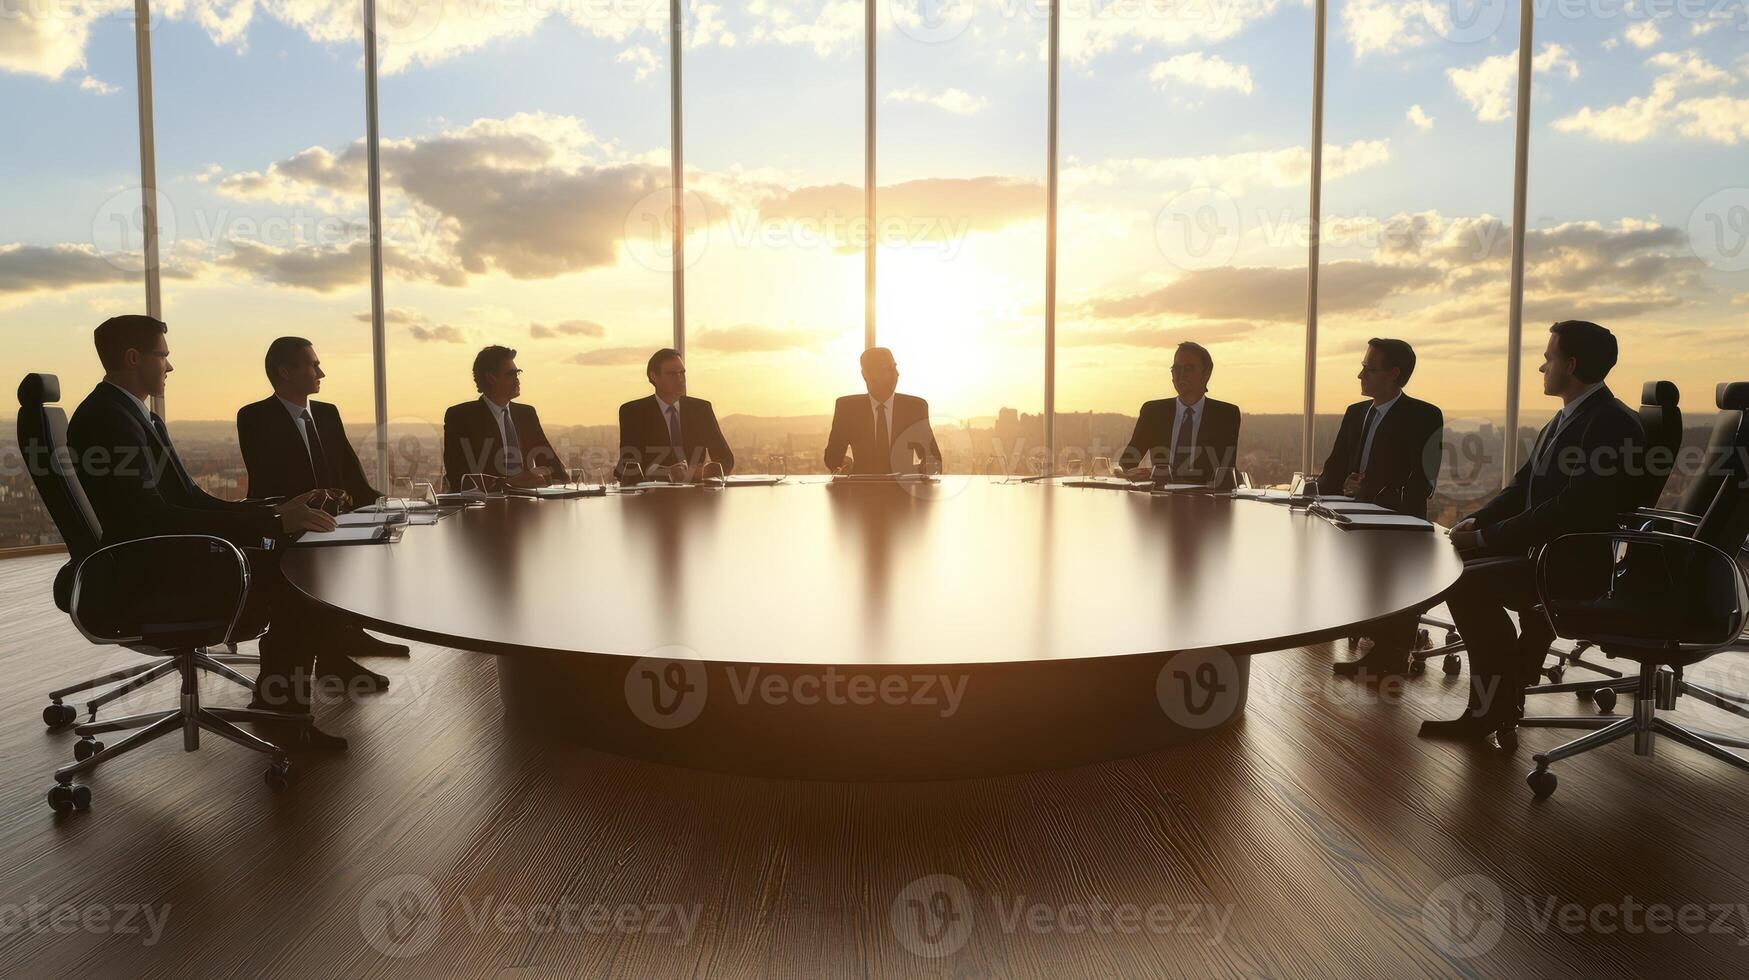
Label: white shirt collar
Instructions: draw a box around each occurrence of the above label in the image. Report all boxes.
[1370,390,1404,416]
[105,380,152,422]
[655,394,681,415]
[481,394,512,418]
[1561,382,1605,421]
[869,393,896,418]
[1175,394,1205,415]
[277,394,311,420]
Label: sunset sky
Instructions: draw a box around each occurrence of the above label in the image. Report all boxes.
[4,0,1746,437]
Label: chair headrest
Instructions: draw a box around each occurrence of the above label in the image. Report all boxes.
[1640,380,1678,408]
[17,373,59,407]
[1717,382,1749,412]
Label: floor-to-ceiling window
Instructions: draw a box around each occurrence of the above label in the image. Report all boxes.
[1316,0,1519,523]
[1526,5,1748,507]
[1057,1,1314,485]
[376,1,677,487]
[682,0,864,474]
[1,9,142,545]
[877,0,1048,474]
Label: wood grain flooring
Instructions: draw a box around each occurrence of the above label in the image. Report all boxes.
[1,553,1747,979]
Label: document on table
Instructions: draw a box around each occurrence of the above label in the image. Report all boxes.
[293,525,398,546]
[1330,513,1434,531]
[334,511,405,527]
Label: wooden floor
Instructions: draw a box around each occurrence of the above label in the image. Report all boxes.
[3,553,1748,979]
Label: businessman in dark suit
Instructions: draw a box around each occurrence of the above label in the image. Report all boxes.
[66,315,349,751]
[1422,321,1646,740]
[824,347,942,475]
[442,345,565,492]
[1321,338,1446,677]
[1118,341,1241,484]
[237,336,409,680]
[615,348,734,482]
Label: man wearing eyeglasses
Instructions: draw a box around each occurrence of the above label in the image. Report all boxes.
[615,348,735,483]
[1319,338,1446,678]
[237,336,407,690]
[825,347,942,476]
[442,345,565,492]
[1118,341,1241,485]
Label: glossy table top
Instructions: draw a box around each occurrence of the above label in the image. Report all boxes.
[282,478,1466,666]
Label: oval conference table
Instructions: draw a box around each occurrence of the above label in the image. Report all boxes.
[282,478,1465,780]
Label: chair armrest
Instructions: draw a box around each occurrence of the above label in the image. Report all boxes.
[1534,530,1749,659]
[1624,506,1700,529]
[70,535,253,647]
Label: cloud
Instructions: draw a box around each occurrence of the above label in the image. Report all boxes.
[1406,104,1433,131]
[1060,0,1283,65]
[616,44,660,81]
[0,243,142,294]
[1553,50,1740,143]
[408,322,466,343]
[1624,21,1660,49]
[1341,0,1470,58]
[689,323,832,352]
[760,176,1043,236]
[1149,53,1255,95]
[529,319,606,338]
[1448,44,1579,123]
[568,346,650,366]
[1086,262,1441,323]
[885,86,989,115]
[0,0,130,79]
[1066,139,1391,195]
[1059,321,1259,348]
[78,74,118,95]
[216,239,463,292]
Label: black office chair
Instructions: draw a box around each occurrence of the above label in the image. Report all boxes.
[1535,380,1683,686]
[17,374,301,813]
[19,374,259,730]
[1509,382,1749,798]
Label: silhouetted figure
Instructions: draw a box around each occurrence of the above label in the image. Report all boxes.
[1321,338,1445,678]
[1425,321,1646,741]
[1118,341,1240,484]
[616,348,734,482]
[442,345,564,492]
[824,347,942,475]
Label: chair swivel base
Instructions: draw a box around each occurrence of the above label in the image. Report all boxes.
[1503,667,1749,799]
[43,647,259,730]
[46,650,301,815]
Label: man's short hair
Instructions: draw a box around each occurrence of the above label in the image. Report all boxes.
[1367,337,1417,386]
[264,336,313,385]
[860,346,896,371]
[646,347,682,381]
[1175,341,1213,372]
[93,314,166,372]
[472,345,517,393]
[1549,320,1618,384]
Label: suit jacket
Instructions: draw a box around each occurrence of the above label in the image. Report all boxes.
[237,396,379,509]
[615,395,735,481]
[66,382,280,547]
[1467,385,1646,556]
[1318,394,1445,519]
[824,393,942,475]
[441,398,563,492]
[1119,396,1242,484]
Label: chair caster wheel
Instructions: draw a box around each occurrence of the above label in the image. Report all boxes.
[1408,659,1426,676]
[1545,666,1564,684]
[43,703,77,730]
[1416,628,1431,650]
[47,783,91,814]
[73,738,104,762]
[1576,688,1593,701]
[1527,767,1557,798]
[1495,726,1519,751]
[1346,635,1359,649]
[1442,654,1461,676]
[1594,688,1617,713]
[1445,630,1460,645]
[264,760,293,792]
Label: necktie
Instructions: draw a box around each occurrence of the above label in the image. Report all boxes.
[1353,403,1379,472]
[148,413,195,495]
[503,406,523,474]
[874,403,890,471]
[1526,416,1563,508]
[299,409,333,487]
[665,404,683,465]
[1173,405,1196,474]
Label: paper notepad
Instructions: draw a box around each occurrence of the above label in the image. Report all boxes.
[294,525,396,546]
[334,511,405,527]
[1331,513,1434,531]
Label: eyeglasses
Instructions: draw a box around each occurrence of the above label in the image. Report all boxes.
[1169,365,1206,376]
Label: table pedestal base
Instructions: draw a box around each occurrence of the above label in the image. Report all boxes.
[496,651,1250,780]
